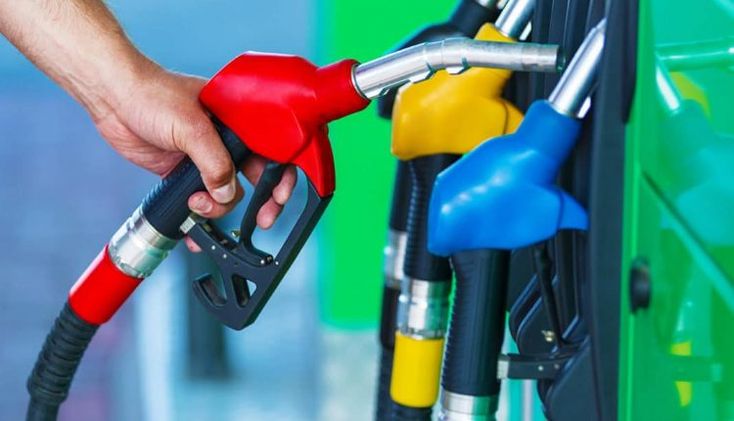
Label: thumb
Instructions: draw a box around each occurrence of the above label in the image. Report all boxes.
[174,113,237,204]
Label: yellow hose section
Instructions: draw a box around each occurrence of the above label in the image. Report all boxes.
[390,332,445,407]
[391,23,523,160]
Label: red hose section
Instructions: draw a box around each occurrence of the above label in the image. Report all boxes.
[68,245,143,325]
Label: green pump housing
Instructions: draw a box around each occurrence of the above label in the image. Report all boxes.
[620,0,734,419]
[316,0,734,418]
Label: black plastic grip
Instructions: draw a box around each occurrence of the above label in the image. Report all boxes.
[379,286,401,349]
[388,161,413,232]
[403,154,459,281]
[389,403,432,420]
[532,243,564,347]
[26,304,98,421]
[375,347,395,420]
[376,164,412,418]
[142,120,251,239]
[442,249,510,397]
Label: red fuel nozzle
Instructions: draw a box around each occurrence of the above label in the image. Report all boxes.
[200,54,369,197]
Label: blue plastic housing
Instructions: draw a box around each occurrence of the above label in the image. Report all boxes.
[427,100,589,255]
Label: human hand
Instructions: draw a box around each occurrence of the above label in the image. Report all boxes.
[0,1,296,252]
[92,64,297,251]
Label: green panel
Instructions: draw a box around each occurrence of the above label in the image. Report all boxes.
[620,0,734,418]
[622,180,733,419]
[316,1,454,327]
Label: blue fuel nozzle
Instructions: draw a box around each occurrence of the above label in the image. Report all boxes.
[427,19,607,255]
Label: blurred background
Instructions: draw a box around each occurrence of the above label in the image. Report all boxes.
[0,1,533,420]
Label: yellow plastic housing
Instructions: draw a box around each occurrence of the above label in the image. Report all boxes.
[390,332,445,408]
[391,23,523,160]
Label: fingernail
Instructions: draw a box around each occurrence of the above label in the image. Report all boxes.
[191,196,213,214]
[212,179,235,203]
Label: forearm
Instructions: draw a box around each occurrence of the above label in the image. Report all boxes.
[0,0,155,119]
[0,0,280,214]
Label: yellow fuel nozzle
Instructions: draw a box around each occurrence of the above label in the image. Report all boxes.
[391,23,524,160]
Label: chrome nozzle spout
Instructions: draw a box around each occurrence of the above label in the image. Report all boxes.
[353,38,563,99]
[548,19,607,118]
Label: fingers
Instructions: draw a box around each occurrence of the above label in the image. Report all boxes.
[241,155,268,185]
[272,166,297,205]
[241,156,297,205]
[183,153,297,256]
[256,197,285,229]
[241,160,297,229]
[185,236,202,253]
[173,114,237,205]
[186,182,243,254]
[188,181,245,219]
[255,168,295,229]
[184,178,281,254]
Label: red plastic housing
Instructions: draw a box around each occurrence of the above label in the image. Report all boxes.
[68,245,143,325]
[199,54,369,197]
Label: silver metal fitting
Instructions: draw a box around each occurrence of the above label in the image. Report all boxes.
[108,207,178,278]
[383,229,408,289]
[179,215,198,234]
[549,18,607,118]
[495,0,535,39]
[397,278,451,339]
[439,391,499,420]
[496,355,510,379]
[353,38,562,99]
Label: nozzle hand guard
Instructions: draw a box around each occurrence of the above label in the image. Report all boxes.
[183,167,330,330]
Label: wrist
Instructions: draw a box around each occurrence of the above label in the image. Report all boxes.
[111,54,160,104]
[87,50,162,121]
